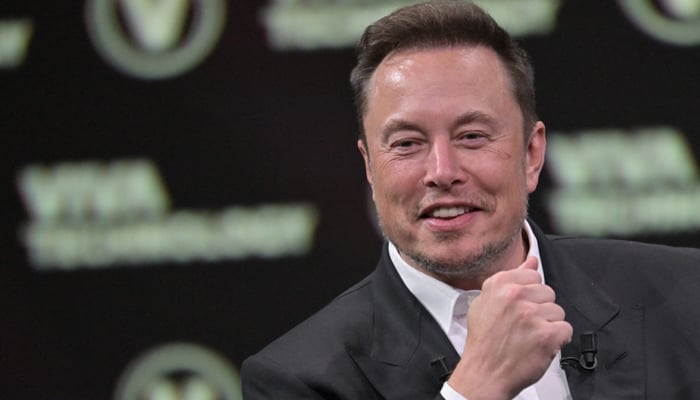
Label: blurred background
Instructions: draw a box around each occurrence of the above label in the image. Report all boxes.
[2,0,699,399]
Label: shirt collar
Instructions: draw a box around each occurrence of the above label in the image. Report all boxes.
[390,220,544,335]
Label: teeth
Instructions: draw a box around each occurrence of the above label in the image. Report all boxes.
[431,207,468,218]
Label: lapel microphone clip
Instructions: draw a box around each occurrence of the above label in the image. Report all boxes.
[430,356,454,382]
[560,331,598,372]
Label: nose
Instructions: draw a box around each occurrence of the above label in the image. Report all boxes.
[423,138,465,190]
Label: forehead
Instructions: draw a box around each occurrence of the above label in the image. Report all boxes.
[364,46,517,123]
[367,45,513,105]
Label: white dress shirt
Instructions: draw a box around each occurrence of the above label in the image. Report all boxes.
[390,221,572,400]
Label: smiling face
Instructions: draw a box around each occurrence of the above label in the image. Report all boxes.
[358,46,546,289]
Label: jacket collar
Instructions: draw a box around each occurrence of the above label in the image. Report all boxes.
[531,221,635,397]
[349,244,459,398]
[532,221,620,330]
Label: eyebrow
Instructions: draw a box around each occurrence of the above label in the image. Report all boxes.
[380,119,423,142]
[452,110,497,129]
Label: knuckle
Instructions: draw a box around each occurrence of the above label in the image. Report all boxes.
[536,325,560,345]
[503,284,524,302]
[515,301,537,322]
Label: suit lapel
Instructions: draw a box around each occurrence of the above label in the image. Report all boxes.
[349,245,459,398]
[533,222,643,399]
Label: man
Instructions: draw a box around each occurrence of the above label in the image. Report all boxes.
[241,1,700,398]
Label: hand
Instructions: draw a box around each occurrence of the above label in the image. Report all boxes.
[447,257,573,399]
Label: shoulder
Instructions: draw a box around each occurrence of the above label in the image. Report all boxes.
[546,235,700,267]
[544,235,700,293]
[530,219,700,277]
[246,272,377,368]
[241,272,380,396]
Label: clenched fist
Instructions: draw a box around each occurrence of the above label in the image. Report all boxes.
[447,256,573,399]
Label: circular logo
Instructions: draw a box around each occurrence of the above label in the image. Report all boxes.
[85,0,227,79]
[618,0,700,46]
[113,342,242,400]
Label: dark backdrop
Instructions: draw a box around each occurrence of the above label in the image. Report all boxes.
[2,1,699,399]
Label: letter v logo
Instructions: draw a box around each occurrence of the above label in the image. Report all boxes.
[85,0,226,79]
[120,0,189,52]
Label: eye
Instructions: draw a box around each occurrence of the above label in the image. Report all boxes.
[457,131,488,147]
[396,139,417,147]
[390,137,424,154]
[462,132,484,140]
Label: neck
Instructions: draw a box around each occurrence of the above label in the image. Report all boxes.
[435,229,530,290]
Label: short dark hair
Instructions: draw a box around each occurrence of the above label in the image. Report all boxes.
[350,0,538,142]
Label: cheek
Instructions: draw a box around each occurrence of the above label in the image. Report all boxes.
[473,155,528,195]
[373,182,406,208]
[372,172,419,213]
[374,158,422,189]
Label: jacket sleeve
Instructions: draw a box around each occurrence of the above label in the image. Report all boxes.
[242,352,447,400]
[241,354,325,400]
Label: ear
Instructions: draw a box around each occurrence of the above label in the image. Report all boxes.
[525,121,546,194]
[357,139,375,191]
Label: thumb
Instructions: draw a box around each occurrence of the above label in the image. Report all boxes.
[518,256,539,271]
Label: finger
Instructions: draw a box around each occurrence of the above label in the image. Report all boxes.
[517,256,539,271]
[552,320,574,346]
[530,301,565,322]
[531,320,573,357]
[486,267,541,288]
[518,283,556,304]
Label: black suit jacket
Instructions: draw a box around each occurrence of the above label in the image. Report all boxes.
[242,222,700,399]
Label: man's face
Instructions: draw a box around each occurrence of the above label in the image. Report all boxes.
[358,46,546,284]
